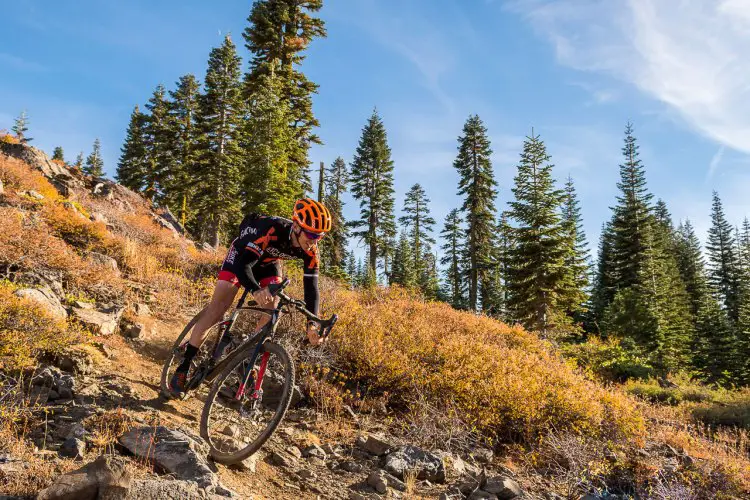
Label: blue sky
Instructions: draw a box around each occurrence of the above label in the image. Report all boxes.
[3,0,750,260]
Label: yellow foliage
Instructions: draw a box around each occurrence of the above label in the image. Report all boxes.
[0,155,60,200]
[0,282,83,371]
[320,286,646,444]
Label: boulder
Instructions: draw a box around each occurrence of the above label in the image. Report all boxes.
[124,322,149,339]
[59,437,86,459]
[356,434,394,456]
[119,426,216,489]
[106,479,215,499]
[37,455,131,500]
[86,251,119,273]
[72,303,124,335]
[14,286,67,320]
[384,445,446,483]
[134,302,151,316]
[483,476,523,499]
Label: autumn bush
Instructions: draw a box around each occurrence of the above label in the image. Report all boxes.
[0,155,60,200]
[0,281,83,371]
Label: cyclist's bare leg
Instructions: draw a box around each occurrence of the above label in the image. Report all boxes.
[188,281,239,347]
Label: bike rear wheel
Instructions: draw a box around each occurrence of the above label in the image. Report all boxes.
[200,341,295,464]
[159,308,226,400]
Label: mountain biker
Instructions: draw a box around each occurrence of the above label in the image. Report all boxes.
[170,198,332,396]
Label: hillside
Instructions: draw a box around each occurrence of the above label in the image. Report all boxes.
[0,139,748,499]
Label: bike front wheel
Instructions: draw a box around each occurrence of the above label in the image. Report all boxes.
[200,341,295,464]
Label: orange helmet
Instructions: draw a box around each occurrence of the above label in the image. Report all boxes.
[293,198,332,233]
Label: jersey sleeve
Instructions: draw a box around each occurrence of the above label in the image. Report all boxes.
[302,246,320,315]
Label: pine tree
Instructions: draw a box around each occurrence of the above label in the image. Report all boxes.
[74,152,84,169]
[706,191,743,321]
[243,0,326,192]
[116,105,148,191]
[591,222,617,330]
[143,85,172,202]
[399,183,435,293]
[192,35,245,247]
[84,138,104,177]
[420,251,442,301]
[349,109,396,277]
[675,219,710,317]
[346,252,357,288]
[166,74,202,227]
[561,175,591,325]
[12,111,31,143]
[391,231,417,288]
[321,156,349,270]
[694,294,737,385]
[243,64,299,217]
[440,209,467,309]
[52,147,64,162]
[506,132,569,335]
[454,115,497,311]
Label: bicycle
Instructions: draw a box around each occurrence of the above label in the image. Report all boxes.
[159,278,337,464]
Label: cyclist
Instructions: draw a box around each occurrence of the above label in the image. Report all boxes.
[170,198,332,396]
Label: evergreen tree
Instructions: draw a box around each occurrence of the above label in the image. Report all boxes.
[52,147,64,162]
[453,115,497,311]
[440,209,467,309]
[84,138,104,177]
[591,222,617,330]
[12,111,31,143]
[694,295,737,385]
[243,63,299,217]
[243,0,326,192]
[706,191,742,321]
[399,183,435,293]
[166,74,202,227]
[419,251,442,301]
[321,156,349,270]
[391,231,417,288]
[143,85,172,201]
[192,35,245,246]
[116,105,148,191]
[74,152,84,169]
[561,175,591,325]
[506,132,569,335]
[349,109,396,277]
[675,219,710,317]
[345,252,357,287]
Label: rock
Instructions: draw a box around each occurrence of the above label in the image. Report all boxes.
[124,322,148,339]
[262,370,302,407]
[92,182,114,200]
[56,350,93,375]
[483,476,522,499]
[197,241,214,252]
[33,366,62,386]
[37,455,131,500]
[66,423,87,440]
[106,479,207,499]
[59,438,86,459]
[297,469,316,480]
[286,445,303,459]
[348,493,369,500]
[86,251,119,273]
[119,426,216,489]
[383,472,406,491]
[91,212,108,224]
[72,303,124,336]
[48,389,60,400]
[468,491,497,500]
[357,434,394,456]
[367,471,388,494]
[134,303,151,316]
[384,445,446,483]
[321,442,342,457]
[307,456,326,467]
[471,447,494,464]
[302,444,327,460]
[341,461,365,473]
[156,207,185,235]
[14,286,67,320]
[25,189,45,200]
[271,450,296,467]
[235,453,260,473]
[0,179,3,195]
[222,424,239,438]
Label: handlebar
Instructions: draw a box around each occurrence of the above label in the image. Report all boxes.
[265,278,338,338]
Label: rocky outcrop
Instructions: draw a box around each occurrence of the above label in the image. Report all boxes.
[384,445,446,483]
[13,286,67,320]
[72,303,124,336]
[0,142,84,196]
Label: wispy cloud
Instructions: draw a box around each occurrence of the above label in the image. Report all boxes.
[510,0,750,153]
[707,146,726,181]
[0,52,46,72]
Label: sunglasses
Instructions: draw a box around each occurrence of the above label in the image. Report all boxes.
[301,229,325,240]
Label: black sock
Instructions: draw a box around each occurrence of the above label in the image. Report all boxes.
[177,344,199,373]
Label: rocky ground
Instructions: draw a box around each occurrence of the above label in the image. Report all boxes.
[2,309,529,500]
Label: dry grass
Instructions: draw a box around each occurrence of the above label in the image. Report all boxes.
[85,408,136,454]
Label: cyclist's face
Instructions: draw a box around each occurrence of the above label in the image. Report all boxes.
[294,225,318,251]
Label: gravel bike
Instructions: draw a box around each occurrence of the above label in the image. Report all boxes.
[160,279,337,464]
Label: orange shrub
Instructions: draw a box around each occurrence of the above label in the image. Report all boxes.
[319,285,646,445]
[0,155,60,200]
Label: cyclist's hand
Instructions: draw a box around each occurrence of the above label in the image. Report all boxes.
[253,288,274,309]
[306,322,325,346]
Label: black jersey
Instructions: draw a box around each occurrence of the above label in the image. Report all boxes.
[223,214,320,314]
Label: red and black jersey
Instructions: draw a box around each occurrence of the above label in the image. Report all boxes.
[221,214,320,314]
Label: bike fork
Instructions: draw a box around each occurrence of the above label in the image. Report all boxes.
[235,349,270,401]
